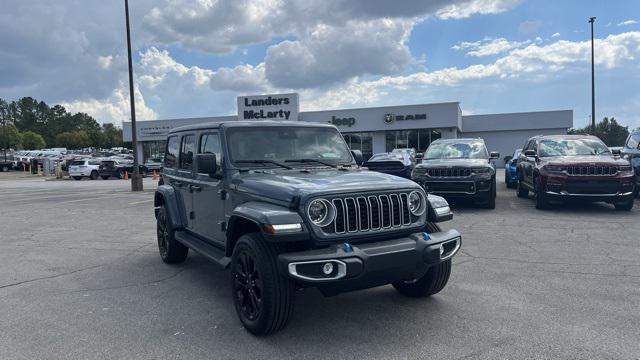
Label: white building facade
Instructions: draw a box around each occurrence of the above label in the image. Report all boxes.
[123,94,573,166]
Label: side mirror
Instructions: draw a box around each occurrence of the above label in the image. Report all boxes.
[524,149,536,158]
[351,150,364,166]
[196,153,218,177]
[416,153,424,159]
[611,148,621,155]
[489,151,500,159]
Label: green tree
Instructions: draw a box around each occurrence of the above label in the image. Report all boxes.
[1,123,22,150]
[21,131,46,150]
[568,117,630,146]
[55,130,90,149]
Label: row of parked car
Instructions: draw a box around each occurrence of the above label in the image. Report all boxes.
[361,129,640,211]
[0,147,164,181]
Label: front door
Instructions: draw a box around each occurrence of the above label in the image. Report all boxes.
[192,131,226,246]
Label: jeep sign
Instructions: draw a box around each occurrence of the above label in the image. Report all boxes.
[328,116,356,127]
[237,93,299,121]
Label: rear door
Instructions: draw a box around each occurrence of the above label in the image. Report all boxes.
[191,131,226,245]
[163,134,196,231]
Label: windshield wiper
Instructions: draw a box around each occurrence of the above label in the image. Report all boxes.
[235,160,292,169]
[284,158,336,168]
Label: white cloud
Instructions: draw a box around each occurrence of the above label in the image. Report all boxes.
[435,0,521,19]
[551,32,561,37]
[265,19,413,88]
[452,37,531,56]
[61,83,157,125]
[618,20,637,26]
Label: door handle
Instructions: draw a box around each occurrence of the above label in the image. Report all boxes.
[190,185,202,192]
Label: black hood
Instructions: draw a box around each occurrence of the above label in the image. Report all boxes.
[232,168,421,202]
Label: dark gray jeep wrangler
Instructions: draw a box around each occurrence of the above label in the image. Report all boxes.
[154,121,461,335]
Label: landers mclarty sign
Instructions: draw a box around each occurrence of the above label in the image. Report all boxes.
[237,93,299,121]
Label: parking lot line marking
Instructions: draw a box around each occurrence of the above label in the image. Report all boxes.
[58,194,140,204]
[128,199,154,205]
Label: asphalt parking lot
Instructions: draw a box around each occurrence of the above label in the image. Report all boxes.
[1,170,639,359]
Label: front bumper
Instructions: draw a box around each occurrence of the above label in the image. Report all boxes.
[278,229,461,296]
[542,173,635,202]
[420,177,492,198]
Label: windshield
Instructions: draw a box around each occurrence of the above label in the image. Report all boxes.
[425,141,488,159]
[539,138,610,157]
[226,126,353,167]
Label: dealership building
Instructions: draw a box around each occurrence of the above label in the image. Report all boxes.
[123,93,573,166]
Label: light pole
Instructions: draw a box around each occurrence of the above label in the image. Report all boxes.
[2,115,6,163]
[125,0,143,191]
[589,16,596,135]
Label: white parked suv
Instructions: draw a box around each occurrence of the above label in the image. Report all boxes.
[68,159,101,180]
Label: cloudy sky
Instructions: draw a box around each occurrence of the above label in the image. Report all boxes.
[1,0,639,129]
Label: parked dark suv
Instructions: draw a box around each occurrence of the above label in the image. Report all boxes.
[516,135,635,210]
[154,121,461,335]
[411,138,499,208]
[621,129,640,197]
[98,159,148,179]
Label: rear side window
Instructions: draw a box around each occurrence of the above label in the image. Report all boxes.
[627,134,640,150]
[71,160,85,166]
[179,135,196,170]
[165,136,179,168]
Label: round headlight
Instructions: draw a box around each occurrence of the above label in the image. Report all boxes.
[408,191,426,216]
[307,199,334,226]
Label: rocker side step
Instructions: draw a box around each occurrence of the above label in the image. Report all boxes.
[174,231,230,268]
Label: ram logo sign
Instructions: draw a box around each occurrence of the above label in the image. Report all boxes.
[384,113,427,124]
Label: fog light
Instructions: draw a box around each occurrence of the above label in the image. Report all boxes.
[322,262,334,275]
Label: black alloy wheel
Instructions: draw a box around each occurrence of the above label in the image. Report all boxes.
[233,248,263,322]
[156,206,188,263]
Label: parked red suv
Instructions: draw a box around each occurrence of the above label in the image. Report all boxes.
[516,135,635,210]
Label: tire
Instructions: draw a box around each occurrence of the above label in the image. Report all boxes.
[534,177,549,210]
[393,222,451,298]
[101,176,110,180]
[231,233,295,335]
[614,198,634,211]
[1,165,8,172]
[156,206,189,264]
[117,170,125,179]
[73,176,82,180]
[89,170,98,180]
[517,178,529,198]
[483,179,496,209]
[504,171,510,188]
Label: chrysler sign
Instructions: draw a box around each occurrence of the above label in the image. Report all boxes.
[237,93,299,121]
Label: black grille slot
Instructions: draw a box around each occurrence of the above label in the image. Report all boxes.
[390,194,401,226]
[345,198,358,232]
[399,193,410,225]
[380,195,391,228]
[357,197,369,231]
[368,196,381,229]
[333,199,345,233]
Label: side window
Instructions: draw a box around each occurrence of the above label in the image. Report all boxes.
[165,136,179,168]
[626,134,639,150]
[199,132,222,169]
[179,135,195,171]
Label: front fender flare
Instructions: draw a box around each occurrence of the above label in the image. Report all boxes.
[229,202,309,241]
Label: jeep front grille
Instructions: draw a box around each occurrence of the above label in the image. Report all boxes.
[426,168,472,177]
[566,166,618,176]
[330,193,412,234]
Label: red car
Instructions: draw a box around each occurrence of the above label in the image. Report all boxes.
[516,135,635,210]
